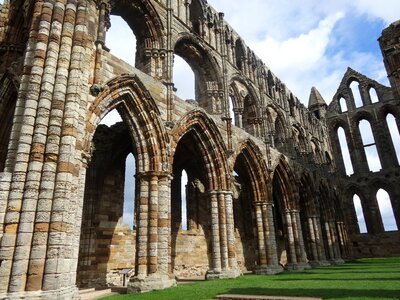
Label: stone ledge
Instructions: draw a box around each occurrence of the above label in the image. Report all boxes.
[206,268,242,280]
[127,274,176,293]
[0,286,79,300]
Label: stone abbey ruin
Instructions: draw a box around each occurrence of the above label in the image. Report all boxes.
[0,0,399,299]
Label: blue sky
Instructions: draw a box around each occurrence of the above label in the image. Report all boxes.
[207,0,399,103]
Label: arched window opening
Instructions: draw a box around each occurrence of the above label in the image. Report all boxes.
[339,97,348,113]
[337,127,354,175]
[181,170,189,230]
[100,109,123,126]
[376,189,398,231]
[350,81,363,108]
[359,119,381,172]
[232,154,257,272]
[369,87,379,103]
[174,39,220,113]
[189,0,204,35]
[229,95,236,125]
[386,113,400,164]
[107,15,137,67]
[173,55,195,101]
[78,120,135,288]
[235,39,246,71]
[353,194,367,233]
[123,153,136,229]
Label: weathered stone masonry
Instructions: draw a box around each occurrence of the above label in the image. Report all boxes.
[0,0,398,299]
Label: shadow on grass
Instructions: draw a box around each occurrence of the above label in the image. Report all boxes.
[273,277,400,282]
[225,287,400,299]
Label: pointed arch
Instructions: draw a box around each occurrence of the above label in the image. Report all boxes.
[229,75,262,133]
[232,139,270,203]
[349,80,363,108]
[235,39,246,71]
[188,0,208,35]
[171,109,229,190]
[272,157,298,210]
[299,172,319,216]
[85,74,169,173]
[111,0,165,48]
[173,34,223,113]
[318,180,335,220]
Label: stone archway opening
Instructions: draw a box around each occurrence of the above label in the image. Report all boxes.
[77,112,137,289]
[171,130,212,280]
[232,153,257,273]
[272,172,287,266]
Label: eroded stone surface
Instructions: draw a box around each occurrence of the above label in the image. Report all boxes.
[0,0,398,299]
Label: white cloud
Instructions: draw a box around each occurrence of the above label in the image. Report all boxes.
[209,0,399,103]
[99,109,122,126]
[251,12,345,101]
[352,0,400,25]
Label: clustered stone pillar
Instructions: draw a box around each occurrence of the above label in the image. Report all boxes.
[206,190,240,279]
[323,220,344,264]
[307,216,329,266]
[128,172,176,292]
[336,221,351,258]
[0,0,94,298]
[254,202,283,274]
[284,209,310,270]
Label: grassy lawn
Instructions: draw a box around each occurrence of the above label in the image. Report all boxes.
[103,258,400,300]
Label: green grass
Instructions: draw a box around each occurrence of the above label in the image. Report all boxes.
[103,258,400,300]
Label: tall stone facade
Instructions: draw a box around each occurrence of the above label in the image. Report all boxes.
[0,0,397,299]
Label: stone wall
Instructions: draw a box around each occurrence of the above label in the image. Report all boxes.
[351,231,400,258]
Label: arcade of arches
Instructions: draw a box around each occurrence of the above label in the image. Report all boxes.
[0,0,399,299]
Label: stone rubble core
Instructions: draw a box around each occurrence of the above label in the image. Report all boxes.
[0,0,398,299]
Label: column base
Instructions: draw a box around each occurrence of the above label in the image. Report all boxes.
[285,262,311,271]
[206,268,242,280]
[329,258,345,265]
[0,286,79,300]
[255,264,284,275]
[309,260,331,267]
[127,274,176,293]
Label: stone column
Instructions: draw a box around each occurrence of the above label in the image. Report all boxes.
[224,192,237,270]
[292,210,310,269]
[255,203,267,266]
[128,172,176,292]
[324,221,335,261]
[264,203,279,267]
[218,192,228,270]
[135,174,150,279]
[307,217,319,264]
[207,191,221,277]
[257,203,283,274]
[313,217,329,265]
[284,210,297,268]
[157,174,172,276]
[330,221,344,264]
[0,1,93,297]
[148,175,159,274]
